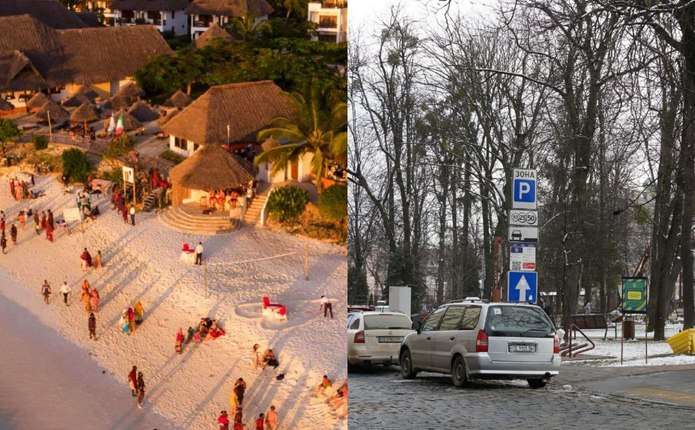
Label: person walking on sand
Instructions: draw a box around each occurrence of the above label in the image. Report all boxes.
[89,288,100,313]
[45,221,53,242]
[233,378,247,405]
[217,410,230,430]
[9,223,17,245]
[59,281,71,306]
[233,408,245,430]
[33,211,40,235]
[265,405,278,430]
[80,248,92,271]
[0,233,6,254]
[88,312,97,340]
[41,280,51,304]
[127,306,135,333]
[94,250,102,269]
[321,295,333,319]
[175,328,184,354]
[47,209,54,230]
[129,205,136,226]
[136,371,145,408]
[121,204,128,224]
[195,241,203,265]
[255,413,265,430]
[253,344,262,369]
[128,366,137,396]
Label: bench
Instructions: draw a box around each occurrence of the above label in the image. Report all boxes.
[568,313,619,340]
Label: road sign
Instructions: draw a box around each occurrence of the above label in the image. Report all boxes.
[510,242,536,271]
[509,209,538,226]
[508,271,538,304]
[508,226,538,242]
[622,277,647,314]
[122,166,135,184]
[512,168,537,210]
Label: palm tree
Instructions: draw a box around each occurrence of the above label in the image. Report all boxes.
[255,83,346,192]
[228,13,271,41]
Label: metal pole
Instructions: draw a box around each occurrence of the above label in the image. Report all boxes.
[621,321,624,365]
[47,109,52,143]
[645,319,648,364]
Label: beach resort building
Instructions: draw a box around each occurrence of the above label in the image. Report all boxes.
[110,0,190,35]
[161,81,314,185]
[308,0,347,43]
[0,0,97,29]
[0,14,171,108]
[186,0,273,39]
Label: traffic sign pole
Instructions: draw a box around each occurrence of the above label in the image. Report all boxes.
[508,168,539,305]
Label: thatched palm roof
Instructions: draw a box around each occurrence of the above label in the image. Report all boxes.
[186,0,273,17]
[0,50,46,91]
[104,110,142,131]
[70,102,98,123]
[0,0,88,29]
[104,93,135,111]
[170,144,253,191]
[34,100,69,124]
[116,82,144,100]
[163,90,192,109]
[195,22,233,48]
[26,92,51,111]
[0,99,14,111]
[112,0,190,11]
[162,80,295,146]
[0,15,171,92]
[62,92,91,108]
[128,100,160,122]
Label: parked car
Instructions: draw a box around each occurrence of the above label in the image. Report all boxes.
[348,311,415,367]
[399,302,560,388]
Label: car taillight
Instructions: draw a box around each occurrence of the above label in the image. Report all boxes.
[553,335,560,354]
[354,330,365,344]
[475,329,488,352]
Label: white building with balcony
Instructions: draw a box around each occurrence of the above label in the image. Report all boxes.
[186,0,273,39]
[111,0,189,35]
[308,1,347,43]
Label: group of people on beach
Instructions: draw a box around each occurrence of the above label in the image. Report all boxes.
[176,317,226,353]
[8,175,36,201]
[220,375,279,430]
[80,247,103,271]
[128,365,146,409]
[119,302,145,335]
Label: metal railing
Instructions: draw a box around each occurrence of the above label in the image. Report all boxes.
[560,324,596,357]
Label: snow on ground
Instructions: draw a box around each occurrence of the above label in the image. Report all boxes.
[564,324,695,368]
[0,174,347,430]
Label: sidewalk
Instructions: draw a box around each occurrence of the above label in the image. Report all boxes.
[558,363,695,409]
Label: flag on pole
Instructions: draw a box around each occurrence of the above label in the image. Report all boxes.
[115,113,124,136]
[107,114,116,134]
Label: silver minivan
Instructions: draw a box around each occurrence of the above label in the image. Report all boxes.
[400,302,560,388]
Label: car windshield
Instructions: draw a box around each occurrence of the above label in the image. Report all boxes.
[484,306,554,337]
[364,314,412,330]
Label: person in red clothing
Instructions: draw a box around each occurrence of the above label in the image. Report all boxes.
[217,410,230,430]
[175,328,184,353]
[128,366,137,397]
[127,306,135,333]
[255,413,265,430]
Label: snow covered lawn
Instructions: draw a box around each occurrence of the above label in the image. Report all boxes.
[0,174,347,430]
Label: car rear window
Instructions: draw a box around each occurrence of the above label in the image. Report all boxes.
[364,314,412,330]
[484,306,554,337]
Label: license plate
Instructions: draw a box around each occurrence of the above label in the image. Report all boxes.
[509,343,536,353]
[378,336,403,343]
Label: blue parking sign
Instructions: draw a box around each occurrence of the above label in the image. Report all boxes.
[512,169,537,209]
[507,271,538,304]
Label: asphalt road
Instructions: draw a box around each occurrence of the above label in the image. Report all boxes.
[349,365,695,430]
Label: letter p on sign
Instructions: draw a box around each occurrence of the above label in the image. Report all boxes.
[513,178,536,209]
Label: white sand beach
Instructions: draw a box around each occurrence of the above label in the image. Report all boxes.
[0,174,347,430]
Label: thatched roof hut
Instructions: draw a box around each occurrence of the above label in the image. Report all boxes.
[0,50,46,92]
[62,92,91,108]
[112,0,190,11]
[70,102,98,124]
[26,92,51,111]
[163,90,192,109]
[0,98,14,111]
[170,144,253,205]
[34,100,69,124]
[128,100,159,122]
[195,22,233,48]
[186,0,273,17]
[116,82,144,100]
[104,110,141,132]
[0,0,89,29]
[162,80,295,147]
[103,93,134,111]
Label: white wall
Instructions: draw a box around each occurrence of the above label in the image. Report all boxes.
[162,10,188,35]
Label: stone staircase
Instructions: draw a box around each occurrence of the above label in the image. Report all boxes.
[243,189,269,225]
[159,206,237,235]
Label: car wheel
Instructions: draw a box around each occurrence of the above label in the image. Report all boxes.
[400,349,417,379]
[451,355,468,387]
[528,378,547,389]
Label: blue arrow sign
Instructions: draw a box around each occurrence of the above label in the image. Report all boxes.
[507,271,538,304]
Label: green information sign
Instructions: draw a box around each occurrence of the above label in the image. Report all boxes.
[622,277,647,314]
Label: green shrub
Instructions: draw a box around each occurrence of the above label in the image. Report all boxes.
[61,148,91,183]
[318,184,347,222]
[160,149,185,164]
[266,186,309,223]
[0,118,21,154]
[32,135,48,150]
[104,134,134,159]
[100,169,123,188]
